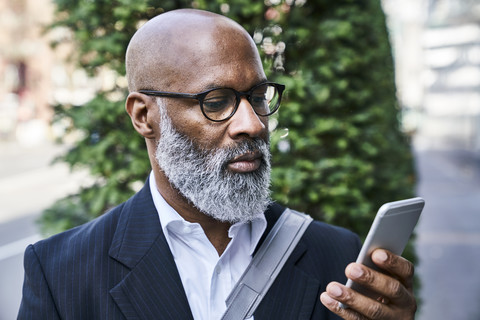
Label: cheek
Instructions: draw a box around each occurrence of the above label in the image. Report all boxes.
[168,108,227,149]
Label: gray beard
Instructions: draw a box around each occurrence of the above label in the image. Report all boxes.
[154,100,272,223]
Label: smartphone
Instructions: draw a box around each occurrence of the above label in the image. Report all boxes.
[345,197,425,295]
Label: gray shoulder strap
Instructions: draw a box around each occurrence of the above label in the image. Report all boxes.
[221,208,313,320]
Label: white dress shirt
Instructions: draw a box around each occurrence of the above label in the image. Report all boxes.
[149,172,267,320]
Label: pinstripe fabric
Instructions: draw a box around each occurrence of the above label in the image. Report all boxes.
[18,179,360,320]
[254,203,361,320]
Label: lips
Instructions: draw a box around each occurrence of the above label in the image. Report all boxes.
[227,151,262,173]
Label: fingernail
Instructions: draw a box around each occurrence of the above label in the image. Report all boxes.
[321,292,336,305]
[374,250,388,262]
[350,265,364,278]
[328,284,343,297]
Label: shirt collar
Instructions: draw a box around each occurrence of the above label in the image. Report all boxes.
[148,171,267,255]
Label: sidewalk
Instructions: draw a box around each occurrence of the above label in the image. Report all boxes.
[414,148,480,320]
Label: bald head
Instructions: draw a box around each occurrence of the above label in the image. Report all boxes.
[126,9,262,93]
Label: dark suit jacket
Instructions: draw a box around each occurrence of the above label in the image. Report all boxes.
[18,180,361,320]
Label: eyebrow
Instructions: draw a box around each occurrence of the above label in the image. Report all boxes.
[201,78,269,92]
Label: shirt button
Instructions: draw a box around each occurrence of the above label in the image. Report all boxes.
[216,266,221,274]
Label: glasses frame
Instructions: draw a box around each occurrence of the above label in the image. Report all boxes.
[139,82,285,122]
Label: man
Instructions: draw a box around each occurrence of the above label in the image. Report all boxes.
[19,9,416,320]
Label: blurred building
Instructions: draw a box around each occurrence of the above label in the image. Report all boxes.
[0,0,54,144]
[423,0,480,152]
[0,0,100,146]
[384,0,480,154]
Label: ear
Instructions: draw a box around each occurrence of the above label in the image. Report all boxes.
[125,92,157,139]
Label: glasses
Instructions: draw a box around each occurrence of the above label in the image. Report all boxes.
[139,82,285,122]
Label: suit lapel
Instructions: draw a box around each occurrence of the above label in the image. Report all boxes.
[108,180,193,320]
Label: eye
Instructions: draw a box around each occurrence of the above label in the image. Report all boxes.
[250,87,269,113]
[203,89,236,114]
[251,92,267,104]
[251,85,271,103]
[203,96,231,112]
[250,84,278,115]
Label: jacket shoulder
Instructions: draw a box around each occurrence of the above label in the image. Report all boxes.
[31,201,126,265]
[265,202,360,253]
[266,202,360,269]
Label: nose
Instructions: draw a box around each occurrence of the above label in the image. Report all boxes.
[227,97,267,139]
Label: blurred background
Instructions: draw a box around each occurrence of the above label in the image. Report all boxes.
[1,0,480,319]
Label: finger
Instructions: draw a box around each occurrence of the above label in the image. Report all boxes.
[321,283,393,320]
[345,262,414,307]
[371,249,415,290]
[320,291,369,320]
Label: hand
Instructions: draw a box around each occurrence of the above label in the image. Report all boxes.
[320,249,417,319]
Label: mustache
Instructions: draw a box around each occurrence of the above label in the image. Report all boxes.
[224,139,269,159]
[213,139,270,169]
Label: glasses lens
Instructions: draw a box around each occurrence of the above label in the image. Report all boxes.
[251,84,280,116]
[203,89,236,121]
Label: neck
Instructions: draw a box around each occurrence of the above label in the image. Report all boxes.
[196,219,232,256]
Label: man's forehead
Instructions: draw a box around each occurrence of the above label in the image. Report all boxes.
[126,9,263,92]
